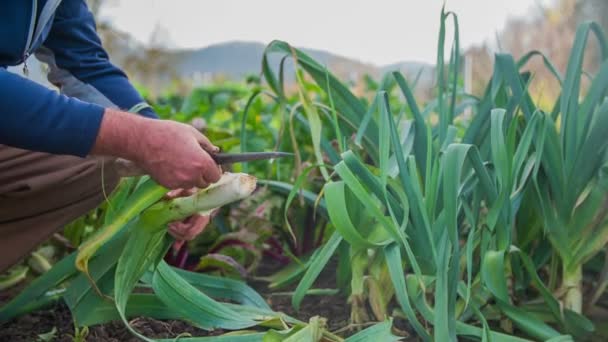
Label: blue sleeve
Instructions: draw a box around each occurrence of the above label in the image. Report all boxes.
[43,0,157,119]
[0,68,104,157]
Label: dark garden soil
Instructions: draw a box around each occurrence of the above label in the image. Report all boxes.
[0,258,416,341]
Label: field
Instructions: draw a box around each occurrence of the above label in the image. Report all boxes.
[1,8,608,342]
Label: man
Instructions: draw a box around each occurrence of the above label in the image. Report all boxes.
[0,0,221,272]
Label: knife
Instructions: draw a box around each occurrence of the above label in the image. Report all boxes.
[114,152,293,177]
[210,151,293,165]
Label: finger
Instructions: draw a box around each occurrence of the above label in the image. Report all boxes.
[181,226,200,241]
[183,217,211,240]
[168,213,211,241]
[191,214,211,231]
[201,155,222,183]
[185,187,198,196]
[166,187,198,200]
[196,176,209,189]
[168,222,187,240]
[165,188,186,199]
[193,130,220,154]
[169,231,186,240]
[188,231,204,240]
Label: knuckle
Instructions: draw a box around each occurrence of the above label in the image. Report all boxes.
[193,159,206,170]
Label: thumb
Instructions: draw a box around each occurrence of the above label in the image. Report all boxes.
[193,130,220,154]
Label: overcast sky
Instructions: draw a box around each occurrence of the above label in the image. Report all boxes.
[100,0,554,66]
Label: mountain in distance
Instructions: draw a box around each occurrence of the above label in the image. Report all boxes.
[382,60,435,74]
[171,41,376,82]
[382,61,435,85]
[167,41,434,87]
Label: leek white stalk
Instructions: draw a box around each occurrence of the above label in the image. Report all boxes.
[142,173,257,226]
[563,265,583,313]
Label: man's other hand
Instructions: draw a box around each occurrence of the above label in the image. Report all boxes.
[91,109,222,189]
[165,188,215,241]
[168,214,211,241]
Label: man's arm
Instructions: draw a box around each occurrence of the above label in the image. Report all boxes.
[0,69,221,188]
[0,68,104,157]
[41,0,156,118]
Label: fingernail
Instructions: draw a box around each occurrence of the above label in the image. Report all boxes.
[213,146,220,152]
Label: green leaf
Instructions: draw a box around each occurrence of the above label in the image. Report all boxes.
[481,250,562,340]
[481,250,509,300]
[561,22,608,174]
[114,222,171,340]
[385,243,431,341]
[345,319,400,342]
[334,161,405,246]
[0,266,28,291]
[76,177,167,275]
[294,63,330,181]
[292,232,342,311]
[324,181,391,248]
[172,268,270,309]
[284,316,324,342]
[36,327,57,342]
[240,89,263,173]
[392,72,428,174]
[259,180,327,218]
[0,255,75,322]
[153,261,260,331]
[263,40,378,162]
[282,164,326,244]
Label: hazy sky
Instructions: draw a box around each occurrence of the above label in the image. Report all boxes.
[100,0,553,66]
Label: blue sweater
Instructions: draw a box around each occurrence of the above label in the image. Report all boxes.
[0,0,157,157]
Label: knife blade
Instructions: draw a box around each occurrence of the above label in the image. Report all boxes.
[211,152,293,165]
[114,152,292,177]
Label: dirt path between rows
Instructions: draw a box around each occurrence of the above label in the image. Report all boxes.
[0,259,415,341]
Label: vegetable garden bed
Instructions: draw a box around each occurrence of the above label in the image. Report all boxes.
[1,259,417,341]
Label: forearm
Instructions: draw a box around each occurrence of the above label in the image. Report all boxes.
[90,108,148,161]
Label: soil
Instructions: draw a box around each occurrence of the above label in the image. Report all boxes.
[0,258,416,341]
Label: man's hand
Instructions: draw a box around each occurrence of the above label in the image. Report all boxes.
[91,109,222,189]
[168,214,211,241]
[133,118,222,189]
[165,188,215,241]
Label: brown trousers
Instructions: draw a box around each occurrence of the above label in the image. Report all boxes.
[0,147,119,272]
[0,49,130,272]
